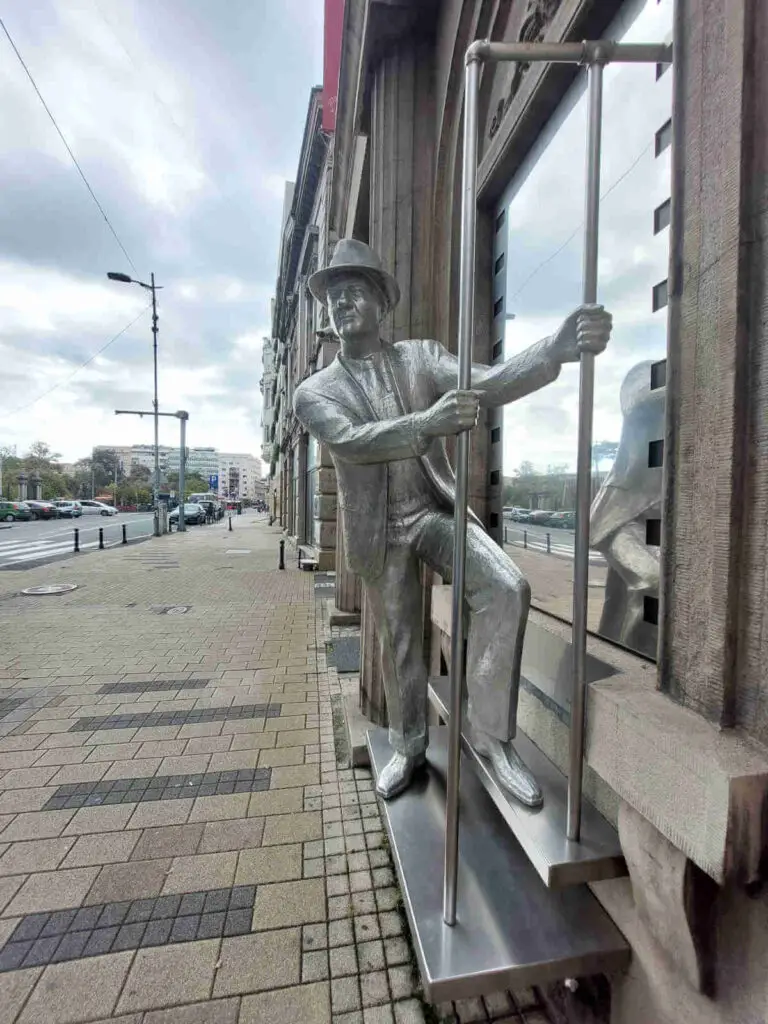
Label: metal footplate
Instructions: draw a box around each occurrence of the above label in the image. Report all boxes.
[368,727,630,1003]
[427,676,626,888]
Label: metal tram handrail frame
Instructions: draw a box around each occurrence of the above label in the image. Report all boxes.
[444,36,673,926]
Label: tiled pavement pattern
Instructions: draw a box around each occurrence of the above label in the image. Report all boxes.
[0,699,26,720]
[0,520,553,1023]
[0,884,256,970]
[97,680,212,695]
[69,703,281,732]
[43,767,272,810]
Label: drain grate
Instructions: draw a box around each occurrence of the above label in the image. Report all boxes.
[325,636,361,673]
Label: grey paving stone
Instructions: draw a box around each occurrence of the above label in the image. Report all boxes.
[113,921,148,951]
[83,925,119,956]
[213,928,300,996]
[49,929,89,963]
[86,859,171,905]
[131,823,204,861]
[303,949,329,982]
[18,950,134,1022]
[70,705,279,733]
[332,975,362,1013]
[116,938,220,1013]
[393,1001,427,1024]
[142,998,240,1024]
[170,914,200,943]
[141,917,173,947]
[196,911,225,939]
[239,981,331,1024]
[223,908,252,936]
[0,941,33,971]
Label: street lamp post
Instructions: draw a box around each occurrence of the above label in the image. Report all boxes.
[115,410,189,533]
[107,271,163,534]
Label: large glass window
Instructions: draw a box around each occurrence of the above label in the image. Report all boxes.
[305,436,319,546]
[497,0,672,660]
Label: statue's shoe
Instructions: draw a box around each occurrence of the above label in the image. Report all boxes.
[471,729,543,808]
[376,751,427,800]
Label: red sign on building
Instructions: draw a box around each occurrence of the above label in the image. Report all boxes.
[322,0,345,132]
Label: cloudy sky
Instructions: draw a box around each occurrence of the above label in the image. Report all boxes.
[0,0,323,465]
[500,0,672,475]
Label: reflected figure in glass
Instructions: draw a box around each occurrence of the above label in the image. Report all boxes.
[590,361,664,658]
[293,240,612,805]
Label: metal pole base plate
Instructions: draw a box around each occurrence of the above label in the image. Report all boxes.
[367,726,629,1004]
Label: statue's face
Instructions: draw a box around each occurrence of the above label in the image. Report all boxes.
[327,274,382,341]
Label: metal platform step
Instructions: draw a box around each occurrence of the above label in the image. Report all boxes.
[368,727,629,1003]
[428,676,626,888]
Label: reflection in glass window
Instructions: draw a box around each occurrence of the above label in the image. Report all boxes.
[497,0,672,659]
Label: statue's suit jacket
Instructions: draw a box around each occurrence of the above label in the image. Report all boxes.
[293,337,560,579]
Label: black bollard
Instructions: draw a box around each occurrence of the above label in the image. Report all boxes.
[122,524,128,545]
[74,528,79,553]
[546,532,551,554]
[279,539,285,571]
[98,527,104,550]
[524,530,528,549]
[228,516,233,532]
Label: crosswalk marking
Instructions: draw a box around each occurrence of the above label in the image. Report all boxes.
[0,525,152,568]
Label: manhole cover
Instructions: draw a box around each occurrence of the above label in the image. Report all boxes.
[21,584,78,596]
[149,605,191,615]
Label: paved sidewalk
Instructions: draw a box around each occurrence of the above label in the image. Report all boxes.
[0,518,552,1023]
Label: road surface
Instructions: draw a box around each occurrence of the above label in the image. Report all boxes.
[502,521,605,564]
[0,513,156,569]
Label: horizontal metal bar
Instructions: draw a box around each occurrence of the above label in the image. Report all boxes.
[115,409,183,418]
[469,39,672,66]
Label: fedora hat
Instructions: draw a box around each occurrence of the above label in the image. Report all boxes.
[308,239,400,313]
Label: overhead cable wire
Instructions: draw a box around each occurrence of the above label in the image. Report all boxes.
[1,305,151,417]
[507,140,654,305]
[0,15,138,272]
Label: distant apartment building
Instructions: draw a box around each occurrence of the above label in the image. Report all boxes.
[93,444,264,500]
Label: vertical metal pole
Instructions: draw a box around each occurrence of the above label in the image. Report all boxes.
[567,58,605,842]
[178,413,187,533]
[151,273,161,536]
[443,54,480,928]
[99,527,104,550]
[74,528,79,553]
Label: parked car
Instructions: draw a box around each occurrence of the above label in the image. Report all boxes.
[169,503,206,525]
[506,507,532,522]
[79,500,118,516]
[549,511,576,530]
[528,510,553,525]
[54,500,83,518]
[0,500,33,522]
[24,500,60,521]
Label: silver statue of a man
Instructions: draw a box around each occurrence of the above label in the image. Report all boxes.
[294,240,612,804]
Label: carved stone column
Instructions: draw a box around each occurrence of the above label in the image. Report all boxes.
[356,32,437,725]
[661,0,768,743]
[17,473,27,502]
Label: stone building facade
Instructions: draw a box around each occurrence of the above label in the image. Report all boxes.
[270,0,768,1020]
[265,87,340,570]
